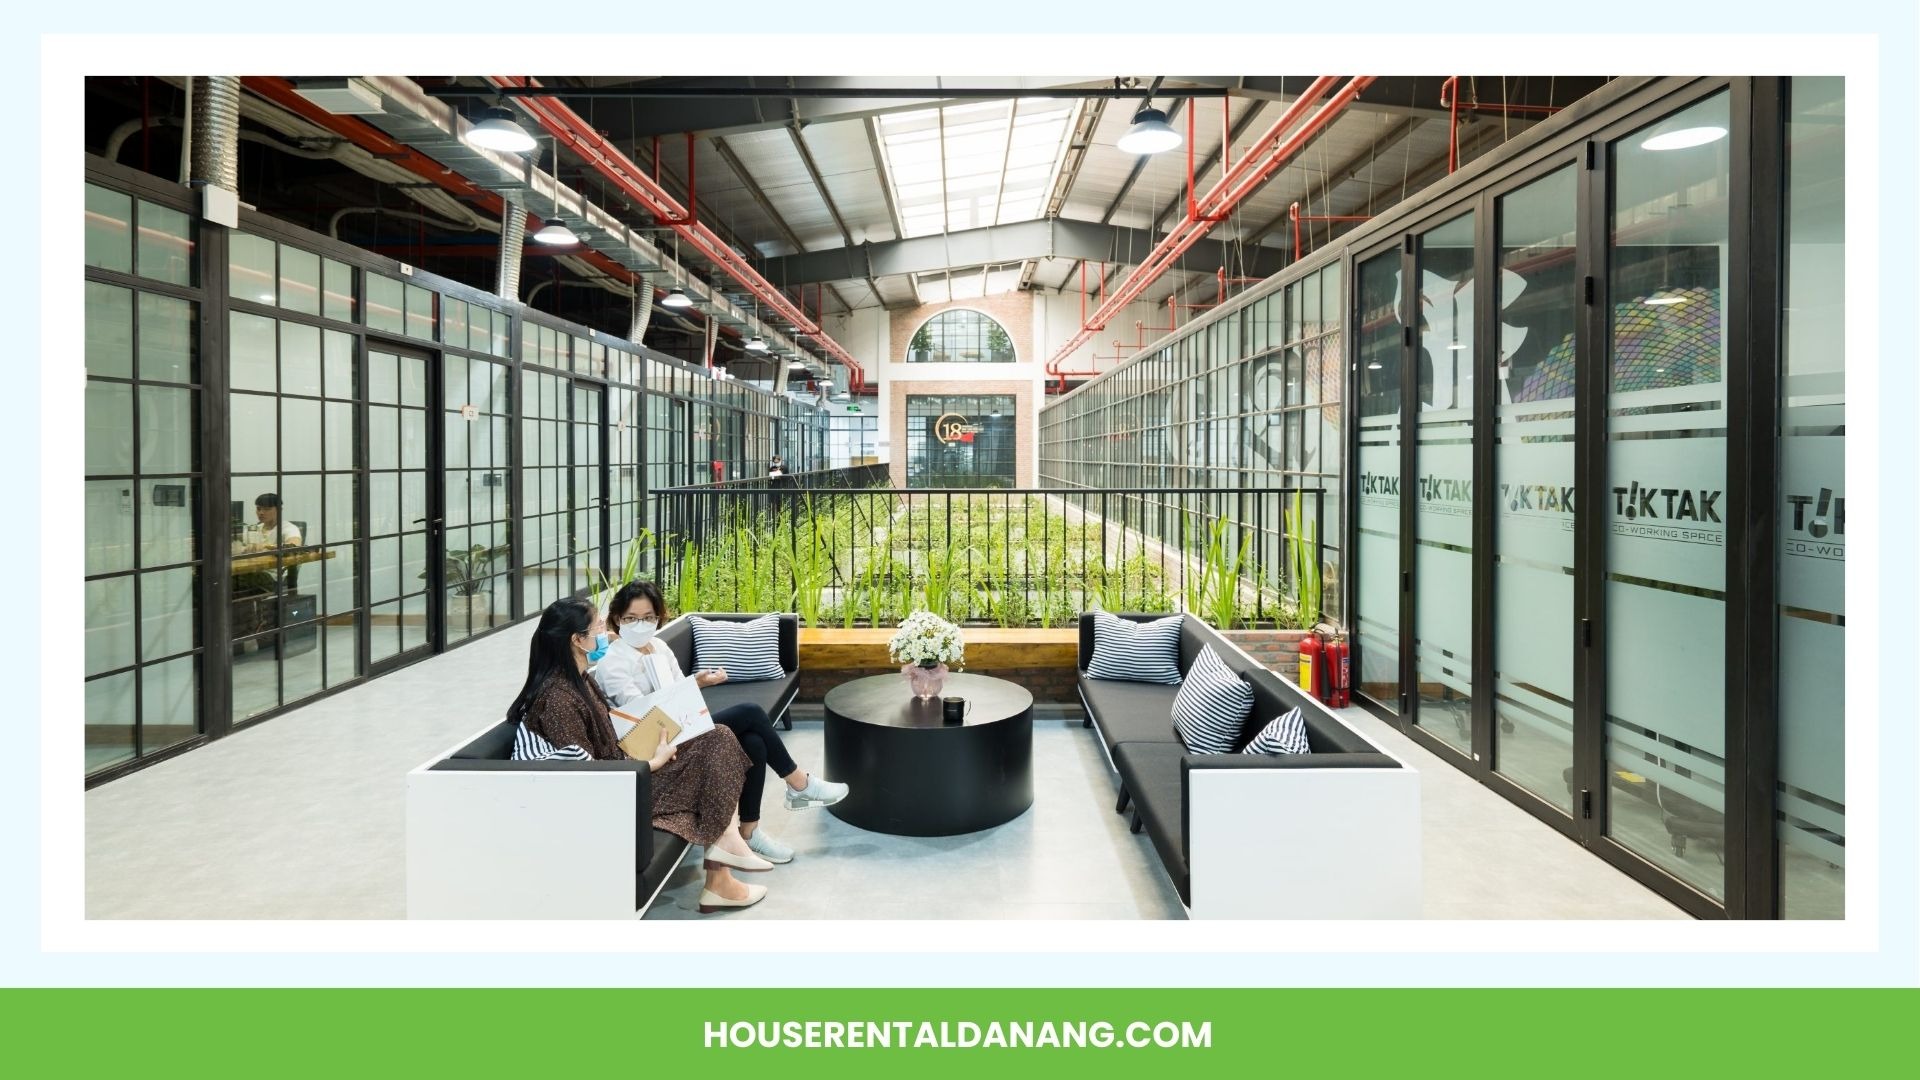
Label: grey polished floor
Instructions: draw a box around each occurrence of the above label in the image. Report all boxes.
[86,620,1686,920]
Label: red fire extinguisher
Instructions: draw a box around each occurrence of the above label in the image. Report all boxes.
[1298,632,1321,697]
[1328,634,1352,709]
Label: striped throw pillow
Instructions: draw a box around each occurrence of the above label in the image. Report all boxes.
[1243,706,1311,756]
[1084,612,1183,684]
[1171,645,1254,755]
[689,614,786,682]
[510,722,591,762]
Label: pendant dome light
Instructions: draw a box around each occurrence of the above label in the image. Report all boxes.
[531,137,577,245]
[532,220,577,245]
[1117,103,1182,155]
[465,105,536,153]
[660,234,693,307]
[745,295,768,351]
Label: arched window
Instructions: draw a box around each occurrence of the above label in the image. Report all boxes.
[907,309,1015,362]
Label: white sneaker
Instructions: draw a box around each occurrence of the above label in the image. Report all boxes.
[746,829,794,864]
[784,775,849,810]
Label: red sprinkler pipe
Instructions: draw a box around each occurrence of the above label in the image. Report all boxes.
[1290,201,1374,261]
[1187,103,1229,223]
[1440,76,1565,174]
[651,133,697,225]
[1048,75,1367,390]
[491,77,867,393]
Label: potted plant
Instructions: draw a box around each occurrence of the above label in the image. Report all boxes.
[433,542,512,628]
[909,324,933,362]
[888,609,964,700]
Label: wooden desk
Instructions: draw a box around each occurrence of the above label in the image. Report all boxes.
[230,548,336,576]
[798,627,1079,670]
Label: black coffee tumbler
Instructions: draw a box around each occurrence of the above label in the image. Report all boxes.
[942,696,968,723]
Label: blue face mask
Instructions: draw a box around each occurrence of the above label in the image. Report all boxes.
[585,632,610,664]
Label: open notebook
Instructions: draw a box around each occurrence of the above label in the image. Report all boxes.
[610,676,715,759]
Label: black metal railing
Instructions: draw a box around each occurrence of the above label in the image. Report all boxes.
[648,484,1325,629]
[688,462,890,495]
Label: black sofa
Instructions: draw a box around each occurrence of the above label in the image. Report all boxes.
[1076,612,1420,919]
[406,612,800,919]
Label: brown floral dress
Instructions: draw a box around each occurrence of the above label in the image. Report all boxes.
[521,672,751,846]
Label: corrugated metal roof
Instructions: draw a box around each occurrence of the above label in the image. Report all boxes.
[536,78,1535,310]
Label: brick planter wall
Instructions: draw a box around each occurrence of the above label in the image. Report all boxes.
[797,666,1083,708]
[1219,627,1313,681]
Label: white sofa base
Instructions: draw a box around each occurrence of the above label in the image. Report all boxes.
[406,765,657,920]
[1185,763,1421,919]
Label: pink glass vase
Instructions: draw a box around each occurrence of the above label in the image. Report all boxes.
[902,662,949,701]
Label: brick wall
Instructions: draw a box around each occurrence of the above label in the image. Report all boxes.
[1219,628,1311,682]
[886,296,1038,489]
[886,378,1036,488]
[888,294,1034,364]
[799,665,1084,707]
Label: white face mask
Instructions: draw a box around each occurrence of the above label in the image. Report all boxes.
[618,619,658,648]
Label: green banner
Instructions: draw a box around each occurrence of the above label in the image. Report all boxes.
[4,988,1914,1075]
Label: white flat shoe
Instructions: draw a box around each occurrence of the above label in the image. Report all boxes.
[703,846,775,873]
[698,883,767,913]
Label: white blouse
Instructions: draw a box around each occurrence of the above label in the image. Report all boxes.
[592,640,685,712]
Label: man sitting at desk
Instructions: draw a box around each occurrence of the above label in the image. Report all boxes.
[233,492,303,598]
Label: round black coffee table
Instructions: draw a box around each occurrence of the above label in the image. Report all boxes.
[822,672,1034,836]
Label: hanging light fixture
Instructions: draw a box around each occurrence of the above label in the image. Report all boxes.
[660,234,693,307]
[1117,103,1181,155]
[531,219,577,245]
[464,106,536,153]
[745,296,768,351]
[531,137,577,246]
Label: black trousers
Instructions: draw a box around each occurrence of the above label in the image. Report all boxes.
[712,702,796,823]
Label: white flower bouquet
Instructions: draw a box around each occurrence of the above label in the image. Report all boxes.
[888,610,965,669]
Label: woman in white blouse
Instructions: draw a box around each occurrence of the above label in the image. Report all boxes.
[595,581,848,865]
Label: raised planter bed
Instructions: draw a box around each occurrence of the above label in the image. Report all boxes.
[798,626,1083,705]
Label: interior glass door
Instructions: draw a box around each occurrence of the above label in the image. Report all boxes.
[571,382,607,590]
[1600,91,1732,902]
[1492,164,1581,815]
[1412,211,1478,756]
[367,344,440,672]
[1354,247,1405,714]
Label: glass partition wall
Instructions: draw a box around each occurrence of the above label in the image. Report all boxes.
[1040,76,1843,919]
[1040,263,1347,622]
[83,162,820,785]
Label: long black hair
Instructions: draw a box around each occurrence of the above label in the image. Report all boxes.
[608,579,668,625]
[506,596,596,725]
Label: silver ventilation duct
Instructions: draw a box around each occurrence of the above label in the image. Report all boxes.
[629,275,655,343]
[187,76,241,194]
[348,76,815,365]
[496,203,527,300]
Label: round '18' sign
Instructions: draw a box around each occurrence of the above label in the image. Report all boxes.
[933,413,979,444]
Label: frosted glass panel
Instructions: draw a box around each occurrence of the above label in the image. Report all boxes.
[1603,91,1730,901]
[1493,165,1578,812]
[1354,250,1402,714]
[1778,75,1845,919]
[1413,211,1475,754]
